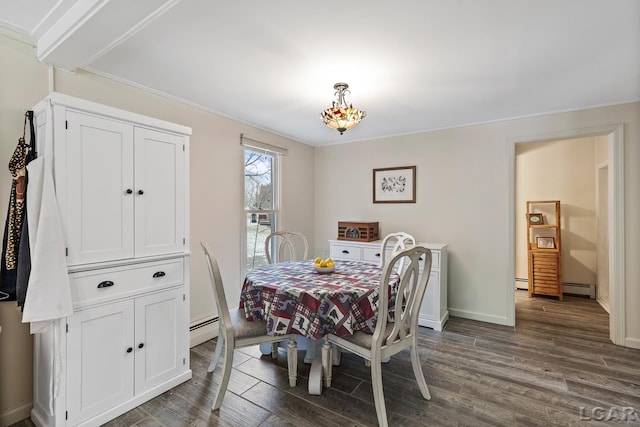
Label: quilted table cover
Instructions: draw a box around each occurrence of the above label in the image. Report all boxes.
[240,259,399,339]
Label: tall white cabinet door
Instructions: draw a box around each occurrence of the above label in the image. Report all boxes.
[133,127,185,257]
[134,288,186,393]
[65,111,135,265]
[66,301,135,426]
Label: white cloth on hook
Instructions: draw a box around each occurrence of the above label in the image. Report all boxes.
[22,156,72,333]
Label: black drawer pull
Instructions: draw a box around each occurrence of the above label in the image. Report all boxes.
[419,257,424,261]
[97,280,114,289]
[375,253,381,257]
[138,189,144,195]
[153,271,166,278]
[138,343,144,349]
[126,347,133,353]
[125,189,133,194]
[342,250,349,254]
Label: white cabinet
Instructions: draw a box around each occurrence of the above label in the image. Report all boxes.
[329,239,449,331]
[64,111,185,266]
[31,93,191,427]
[65,287,186,426]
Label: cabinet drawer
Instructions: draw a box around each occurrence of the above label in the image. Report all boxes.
[70,259,184,307]
[330,244,362,261]
[362,247,383,264]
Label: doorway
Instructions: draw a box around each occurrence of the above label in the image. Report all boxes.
[508,125,625,346]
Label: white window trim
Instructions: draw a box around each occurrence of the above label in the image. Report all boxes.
[241,142,283,277]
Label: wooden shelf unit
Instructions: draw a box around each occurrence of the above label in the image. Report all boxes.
[526,200,562,300]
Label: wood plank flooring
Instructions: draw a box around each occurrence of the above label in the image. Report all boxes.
[13,291,640,426]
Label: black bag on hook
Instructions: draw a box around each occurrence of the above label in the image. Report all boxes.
[0,111,37,303]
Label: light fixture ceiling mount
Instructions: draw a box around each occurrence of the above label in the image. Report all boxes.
[320,82,366,135]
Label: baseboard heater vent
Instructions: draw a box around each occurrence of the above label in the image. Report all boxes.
[563,282,596,298]
[515,278,595,299]
[190,317,218,332]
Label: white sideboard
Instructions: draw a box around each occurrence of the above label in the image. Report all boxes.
[30,93,192,427]
[329,239,449,331]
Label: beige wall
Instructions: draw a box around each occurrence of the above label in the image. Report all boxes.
[0,33,315,424]
[314,102,640,345]
[515,137,598,287]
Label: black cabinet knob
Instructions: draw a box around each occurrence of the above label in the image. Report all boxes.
[126,347,133,353]
[138,190,144,195]
[138,343,144,349]
[375,253,381,257]
[153,271,166,278]
[125,189,133,194]
[342,250,349,254]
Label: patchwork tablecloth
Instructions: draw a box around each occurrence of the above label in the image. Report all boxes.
[240,259,399,339]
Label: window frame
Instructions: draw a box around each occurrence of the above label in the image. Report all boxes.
[241,147,282,275]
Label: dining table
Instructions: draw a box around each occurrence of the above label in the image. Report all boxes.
[239,258,400,394]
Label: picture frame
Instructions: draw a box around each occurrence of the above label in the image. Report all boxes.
[373,166,416,203]
[536,236,555,249]
[528,213,544,225]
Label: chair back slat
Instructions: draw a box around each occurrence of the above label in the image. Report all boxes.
[374,245,432,348]
[201,242,233,339]
[380,232,416,272]
[265,231,309,264]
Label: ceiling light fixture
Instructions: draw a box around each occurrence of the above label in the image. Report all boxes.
[320,82,366,135]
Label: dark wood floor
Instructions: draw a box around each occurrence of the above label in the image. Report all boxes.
[14,291,640,426]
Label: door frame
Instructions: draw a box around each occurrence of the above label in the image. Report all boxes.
[507,124,625,346]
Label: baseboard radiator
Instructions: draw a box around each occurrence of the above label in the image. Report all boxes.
[515,278,595,299]
[190,316,219,348]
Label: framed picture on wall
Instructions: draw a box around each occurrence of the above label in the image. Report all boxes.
[373,166,416,203]
[536,236,555,249]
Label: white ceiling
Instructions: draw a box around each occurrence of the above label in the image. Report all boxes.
[1,0,639,146]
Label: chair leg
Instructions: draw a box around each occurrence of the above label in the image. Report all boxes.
[370,356,388,427]
[322,340,333,388]
[271,342,279,358]
[410,341,431,400]
[212,339,234,411]
[287,336,298,387]
[207,335,224,373]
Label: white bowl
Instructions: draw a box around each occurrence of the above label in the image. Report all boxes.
[314,266,335,274]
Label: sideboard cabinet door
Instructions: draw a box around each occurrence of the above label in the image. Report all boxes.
[134,287,186,393]
[66,301,135,426]
[65,111,135,265]
[133,127,185,258]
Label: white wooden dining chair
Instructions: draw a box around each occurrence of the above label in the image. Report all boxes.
[265,231,309,264]
[201,242,298,410]
[380,231,416,272]
[321,245,433,427]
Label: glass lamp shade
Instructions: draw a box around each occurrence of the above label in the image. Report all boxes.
[320,83,366,134]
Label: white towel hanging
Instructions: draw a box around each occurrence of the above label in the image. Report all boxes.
[22,155,72,332]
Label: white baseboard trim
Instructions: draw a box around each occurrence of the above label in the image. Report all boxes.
[448,308,512,327]
[190,317,218,348]
[1,402,32,426]
[597,296,610,313]
[624,337,640,350]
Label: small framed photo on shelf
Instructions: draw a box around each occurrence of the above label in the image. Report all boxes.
[536,237,555,249]
[528,213,544,225]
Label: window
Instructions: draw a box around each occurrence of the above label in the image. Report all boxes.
[244,149,277,271]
